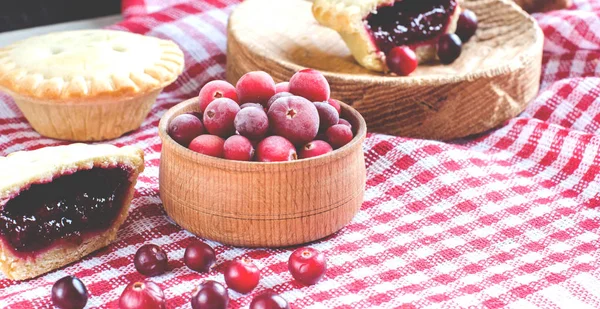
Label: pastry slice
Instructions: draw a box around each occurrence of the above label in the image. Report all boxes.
[0,144,144,280]
[312,0,461,72]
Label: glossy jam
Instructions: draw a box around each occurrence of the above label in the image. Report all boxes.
[0,167,131,254]
[365,0,457,54]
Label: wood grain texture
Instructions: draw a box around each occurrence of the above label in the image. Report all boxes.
[512,0,572,12]
[226,0,544,141]
[158,98,367,247]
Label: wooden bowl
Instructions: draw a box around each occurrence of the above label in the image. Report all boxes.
[226,0,544,140]
[158,98,367,247]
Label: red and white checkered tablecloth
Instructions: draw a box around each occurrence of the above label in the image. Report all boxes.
[1,0,600,308]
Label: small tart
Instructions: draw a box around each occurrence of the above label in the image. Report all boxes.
[0,143,144,280]
[0,30,184,141]
[312,0,461,72]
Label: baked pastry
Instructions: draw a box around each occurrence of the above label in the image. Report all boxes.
[0,143,144,280]
[513,0,571,12]
[0,30,184,141]
[312,0,461,72]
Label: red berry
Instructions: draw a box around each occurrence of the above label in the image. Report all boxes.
[288,247,326,285]
[51,276,88,309]
[234,107,269,140]
[256,136,298,162]
[327,99,342,115]
[314,102,339,131]
[168,114,205,146]
[224,135,255,161]
[250,292,290,309]
[191,281,229,309]
[337,118,352,129]
[184,240,216,273]
[456,9,478,42]
[437,33,462,64]
[266,92,293,110]
[299,140,333,159]
[134,244,168,277]
[236,71,276,105]
[224,257,260,294]
[325,124,353,149]
[240,103,265,110]
[386,46,418,76]
[275,82,290,93]
[119,281,166,309]
[199,80,238,113]
[189,135,225,158]
[203,98,240,137]
[268,96,319,145]
[289,69,330,102]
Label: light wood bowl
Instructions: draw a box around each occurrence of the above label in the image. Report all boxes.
[226,0,544,140]
[158,98,367,247]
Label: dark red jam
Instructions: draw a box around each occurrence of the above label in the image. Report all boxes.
[0,167,131,254]
[365,0,457,54]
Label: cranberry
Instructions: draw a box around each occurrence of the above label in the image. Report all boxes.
[289,69,330,102]
[203,98,240,137]
[299,140,333,159]
[184,240,216,273]
[119,281,165,309]
[198,80,239,113]
[236,71,276,105]
[168,114,205,146]
[234,107,269,140]
[134,244,168,277]
[437,33,462,64]
[338,118,352,129]
[224,135,255,161]
[189,135,225,158]
[275,82,290,93]
[256,136,298,162]
[191,281,229,309]
[288,247,326,285]
[51,276,88,309]
[326,124,354,149]
[240,103,265,110]
[224,257,260,294]
[327,99,342,115]
[314,102,339,131]
[266,92,293,110]
[386,46,418,76]
[250,292,290,309]
[268,96,319,145]
[456,9,478,42]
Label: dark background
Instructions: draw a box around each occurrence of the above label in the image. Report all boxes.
[0,0,121,32]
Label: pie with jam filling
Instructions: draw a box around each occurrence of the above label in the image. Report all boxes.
[0,143,144,280]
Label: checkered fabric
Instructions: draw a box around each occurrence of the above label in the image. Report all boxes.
[1,0,600,308]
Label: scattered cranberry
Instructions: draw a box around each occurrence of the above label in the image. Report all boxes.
[314,102,339,131]
[189,135,225,158]
[268,96,319,145]
[191,281,229,309]
[203,98,240,137]
[437,33,462,64]
[240,103,265,110]
[236,71,276,105]
[299,140,333,159]
[327,99,341,115]
[266,92,293,110]
[134,244,168,277]
[456,9,478,42]
[288,247,326,285]
[224,135,255,161]
[168,114,205,146]
[289,69,330,102]
[325,124,354,149]
[51,276,88,309]
[224,257,260,294]
[184,240,216,273]
[234,107,269,140]
[119,281,166,309]
[386,46,418,76]
[250,292,290,309]
[198,80,239,113]
[256,136,298,162]
[188,111,203,120]
[338,118,352,129]
[275,82,290,93]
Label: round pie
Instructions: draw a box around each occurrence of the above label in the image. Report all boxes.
[0,30,185,141]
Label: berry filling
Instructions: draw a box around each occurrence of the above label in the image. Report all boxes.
[0,167,132,255]
[365,0,458,54]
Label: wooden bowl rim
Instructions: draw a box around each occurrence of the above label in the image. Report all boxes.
[158,97,367,171]
[228,0,544,86]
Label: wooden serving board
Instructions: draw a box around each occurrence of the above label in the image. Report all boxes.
[226,0,544,140]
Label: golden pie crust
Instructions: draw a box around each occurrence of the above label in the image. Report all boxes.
[0,143,145,281]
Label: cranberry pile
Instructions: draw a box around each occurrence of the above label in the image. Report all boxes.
[168,69,355,162]
[51,241,327,309]
[384,9,479,76]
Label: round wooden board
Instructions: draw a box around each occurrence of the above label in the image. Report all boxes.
[226,0,544,140]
